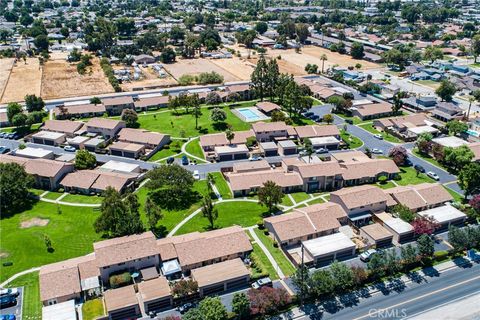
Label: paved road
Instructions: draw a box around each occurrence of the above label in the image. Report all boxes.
[281,260,480,320]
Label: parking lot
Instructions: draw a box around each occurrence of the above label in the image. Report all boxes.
[1,287,23,319]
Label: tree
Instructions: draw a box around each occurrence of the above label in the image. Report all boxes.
[198,297,228,320]
[443,145,474,171]
[210,108,227,122]
[367,251,387,279]
[305,63,318,74]
[329,261,354,292]
[44,234,53,252]
[393,204,415,223]
[472,35,480,63]
[309,269,335,297]
[322,114,334,124]
[248,287,291,316]
[416,132,433,155]
[383,48,409,70]
[183,308,203,320]
[350,42,365,59]
[121,109,139,128]
[172,279,198,300]
[446,120,468,136]
[12,113,27,127]
[144,197,163,231]
[232,292,250,319]
[448,226,469,252]
[34,34,49,51]
[6,102,23,123]
[423,46,444,63]
[205,92,222,106]
[27,111,45,126]
[388,145,408,166]
[255,22,268,34]
[320,54,328,73]
[251,55,269,101]
[351,265,368,286]
[400,244,418,269]
[392,93,404,115]
[225,129,235,145]
[160,47,176,63]
[235,29,257,49]
[90,97,101,105]
[188,94,201,129]
[271,110,287,122]
[258,180,283,214]
[295,23,310,43]
[435,80,457,102]
[201,195,218,229]
[0,162,34,213]
[24,94,45,112]
[146,164,195,210]
[469,195,480,220]
[94,188,145,237]
[291,264,310,302]
[417,234,434,259]
[412,216,439,236]
[458,162,480,198]
[266,59,279,100]
[75,150,96,170]
[303,138,314,163]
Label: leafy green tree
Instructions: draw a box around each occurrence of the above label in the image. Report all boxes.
[416,132,433,155]
[160,47,176,63]
[75,150,96,170]
[400,244,418,269]
[121,109,139,128]
[190,94,201,129]
[393,204,415,222]
[392,92,404,115]
[232,292,250,319]
[295,23,310,43]
[205,92,222,106]
[423,46,444,62]
[329,261,354,292]
[12,113,27,127]
[6,102,23,123]
[198,297,228,320]
[266,59,279,100]
[257,180,283,214]
[417,234,434,260]
[309,269,335,297]
[255,21,268,34]
[303,138,314,163]
[145,197,163,231]
[446,120,468,136]
[226,128,235,145]
[0,162,34,213]
[448,226,469,252]
[90,97,101,105]
[210,108,227,122]
[367,251,386,279]
[291,264,310,302]
[472,35,480,63]
[458,162,480,198]
[350,42,365,59]
[251,55,269,101]
[435,80,457,102]
[34,34,49,51]
[235,29,257,49]
[183,308,203,320]
[201,195,218,229]
[320,53,328,73]
[443,145,474,171]
[322,114,334,124]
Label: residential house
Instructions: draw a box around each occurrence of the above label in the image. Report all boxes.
[430,102,464,122]
[402,96,437,112]
[137,277,173,314]
[42,119,84,137]
[134,95,170,111]
[252,121,289,142]
[104,285,140,320]
[102,96,135,115]
[116,128,170,158]
[351,102,393,120]
[60,170,137,194]
[374,212,415,244]
[384,183,453,212]
[54,103,106,119]
[296,232,356,267]
[277,140,297,156]
[293,125,340,141]
[86,118,126,139]
[31,131,66,146]
[417,205,467,232]
[359,224,393,248]
[256,101,281,115]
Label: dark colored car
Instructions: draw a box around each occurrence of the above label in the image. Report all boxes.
[345,119,353,125]
[0,295,17,309]
[177,302,196,314]
[181,155,189,165]
[166,157,175,164]
[304,112,314,117]
[404,158,413,166]
[0,314,16,320]
[0,147,10,154]
[414,164,425,173]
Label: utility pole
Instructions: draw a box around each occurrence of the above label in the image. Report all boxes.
[300,243,305,306]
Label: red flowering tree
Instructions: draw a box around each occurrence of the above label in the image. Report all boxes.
[247,287,291,315]
[412,215,440,235]
[388,146,408,166]
[469,195,480,220]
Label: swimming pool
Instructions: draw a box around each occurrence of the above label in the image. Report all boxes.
[234,107,270,122]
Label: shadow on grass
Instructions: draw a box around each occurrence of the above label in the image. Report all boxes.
[0,197,38,219]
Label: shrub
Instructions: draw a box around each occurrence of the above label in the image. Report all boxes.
[197,71,224,85]
[434,250,449,262]
[257,221,264,229]
[100,58,121,92]
[178,74,196,86]
[263,230,269,236]
[109,272,132,288]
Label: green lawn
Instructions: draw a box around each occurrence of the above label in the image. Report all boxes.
[82,298,105,320]
[290,192,311,204]
[376,181,396,189]
[340,130,363,149]
[0,201,101,282]
[358,123,402,143]
[148,144,182,162]
[251,243,279,280]
[62,194,104,204]
[336,113,363,125]
[281,195,294,207]
[444,186,464,203]
[137,105,251,137]
[395,166,436,186]
[29,188,45,196]
[412,149,445,169]
[184,138,205,160]
[175,201,268,235]
[254,228,296,276]
[42,191,64,200]
[210,172,232,199]
[6,272,41,319]
[305,197,326,205]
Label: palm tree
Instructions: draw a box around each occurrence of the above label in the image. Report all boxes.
[320,54,328,73]
[466,96,475,120]
[226,129,235,145]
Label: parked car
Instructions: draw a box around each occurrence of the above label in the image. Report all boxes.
[0,315,16,320]
[315,148,328,154]
[166,157,174,164]
[63,146,76,152]
[0,146,10,154]
[345,119,353,125]
[177,303,196,314]
[371,148,383,154]
[0,288,19,297]
[192,170,200,180]
[5,133,14,139]
[404,158,413,166]
[414,164,425,173]
[181,155,189,165]
[303,112,314,117]
[427,171,440,181]
[373,134,383,140]
[0,132,6,138]
[0,295,16,309]
[251,277,272,289]
[249,155,262,161]
[359,249,377,262]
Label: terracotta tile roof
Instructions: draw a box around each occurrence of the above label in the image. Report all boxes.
[104,285,138,312]
[294,125,340,139]
[24,159,74,178]
[60,170,100,189]
[361,224,393,241]
[156,238,178,261]
[331,185,388,209]
[227,84,250,93]
[78,256,100,280]
[109,141,145,152]
[226,169,303,191]
[138,277,171,301]
[43,120,84,134]
[87,118,125,130]
[341,159,400,180]
[54,103,106,117]
[293,161,344,178]
[354,102,392,117]
[191,258,250,288]
[412,183,453,206]
[331,151,370,163]
[0,154,28,166]
[256,101,281,113]
[93,232,158,268]
[385,183,453,210]
[252,121,288,133]
[102,96,134,106]
[232,160,271,173]
[199,130,254,147]
[118,128,169,146]
[469,142,480,161]
[134,96,170,109]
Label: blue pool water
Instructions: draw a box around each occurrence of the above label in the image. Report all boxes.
[238,108,262,121]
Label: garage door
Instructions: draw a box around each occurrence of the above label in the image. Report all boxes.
[203,283,224,296]
[123,152,135,158]
[234,153,248,160]
[219,155,233,162]
[110,307,138,320]
[335,249,354,261]
[111,150,123,156]
[315,255,334,267]
[145,298,171,313]
[226,277,248,290]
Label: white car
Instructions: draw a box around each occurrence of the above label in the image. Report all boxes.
[373,134,383,140]
[0,288,19,297]
[371,148,383,154]
[63,145,76,152]
[427,171,440,181]
[192,170,200,180]
[251,277,272,289]
[249,155,262,161]
[359,249,377,262]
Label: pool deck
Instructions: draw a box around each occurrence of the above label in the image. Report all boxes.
[233,107,270,123]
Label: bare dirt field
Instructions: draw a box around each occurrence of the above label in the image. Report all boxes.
[20,217,49,228]
[1,58,42,103]
[41,56,113,99]
[301,46,381,69]
[0,58,14,99]
[116,65,178,91]
[163,58,240,82]
[248,55,307,76]
[209,57,255,80]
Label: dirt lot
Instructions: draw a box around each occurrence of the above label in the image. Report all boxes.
[0,58,14,99]
[163,58,240,82]
[115,65,178,91]
[41,56,113,99]
[301,46,381,69]
[1,58,42,103]
[209,57,255,80]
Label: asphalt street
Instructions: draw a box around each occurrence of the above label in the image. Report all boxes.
[280,260,480,320]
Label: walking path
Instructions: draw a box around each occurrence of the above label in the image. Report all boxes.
[0,267,41,287]
[39,196,101,207]
[182,137,208,163]
[247,227,285,279]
